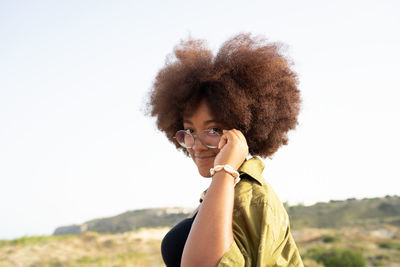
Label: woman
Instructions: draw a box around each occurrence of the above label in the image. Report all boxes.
[147,33,303,266]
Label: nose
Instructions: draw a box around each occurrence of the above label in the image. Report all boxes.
[192,135,208,151]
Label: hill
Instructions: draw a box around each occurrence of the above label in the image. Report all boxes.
[2,195,399,267]
[2,225,399,266]
[53,195,400,235]
[53,207,192,235]
[288,195,400,229]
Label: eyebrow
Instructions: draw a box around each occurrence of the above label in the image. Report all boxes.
[183,120,219,126]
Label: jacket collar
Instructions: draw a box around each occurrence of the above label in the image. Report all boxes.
[238,157,265,186]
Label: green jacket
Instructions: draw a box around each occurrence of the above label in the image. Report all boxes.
[201,157,303,267]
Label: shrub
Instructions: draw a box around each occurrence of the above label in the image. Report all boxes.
[379,241,400,250]
[306,246,366,267]
[322,235,340,243]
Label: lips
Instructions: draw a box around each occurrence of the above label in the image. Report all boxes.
[195,155,216,164]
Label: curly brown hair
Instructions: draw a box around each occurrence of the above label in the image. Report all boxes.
[147,33,301,158]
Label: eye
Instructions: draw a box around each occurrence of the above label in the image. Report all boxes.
[209,127,222,134]
[184,128,194,133]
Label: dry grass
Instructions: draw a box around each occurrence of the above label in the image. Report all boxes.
[0,228,170,267]
[296,224,400,267]
[1,225,400,267]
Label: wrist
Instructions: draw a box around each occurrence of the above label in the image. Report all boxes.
[214,157,246,172]
[211,171,238,186]
[210,164,240,184]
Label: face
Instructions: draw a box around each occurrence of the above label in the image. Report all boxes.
[183,100,223,177]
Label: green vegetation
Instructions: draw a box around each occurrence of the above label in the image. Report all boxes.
[379,240,400,250]
[321,234,341,243]
[1,228,168,267]
[0,234,74,247]
[306,246,366,267]
[1,195,399,266]
[85,208,192,233]
[54,207,192,235]
[289,195,400,229]
[2,224,400,266]
[53,196,400,235]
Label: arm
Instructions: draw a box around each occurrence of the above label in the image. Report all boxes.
[181,129,248,267]
[189,205,200,218]
[181,171,235,266]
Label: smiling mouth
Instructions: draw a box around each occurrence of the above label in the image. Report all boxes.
[195,155,215,163]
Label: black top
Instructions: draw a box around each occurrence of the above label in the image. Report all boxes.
[161,212,198,267]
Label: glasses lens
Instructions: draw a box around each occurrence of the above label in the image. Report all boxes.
[175,130,194,148]
[199,129,220,148]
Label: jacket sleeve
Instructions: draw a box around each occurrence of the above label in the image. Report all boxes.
[217,238,246,266]
[217,201,273,267]
[217,189,303,266]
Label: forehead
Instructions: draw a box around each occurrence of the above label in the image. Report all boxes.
[183,99,216,122]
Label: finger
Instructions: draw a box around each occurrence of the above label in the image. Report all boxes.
[229,129,249,153]
[228,129,246,144]
[218,134,228,149]
[222,130,237,144]
[230,129,242,140]
[235,129,248,145]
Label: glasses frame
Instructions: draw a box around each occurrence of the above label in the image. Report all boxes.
[174,129,221,149]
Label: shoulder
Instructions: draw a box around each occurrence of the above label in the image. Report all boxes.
[235,175,279,205]
[233,175,289,236]
[220,157,304,266]
[234,158,291,251]
[235,157,288,219]
[231,166,304,266]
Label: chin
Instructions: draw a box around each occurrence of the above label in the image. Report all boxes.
[198,167,212,178]
[188,151,217,178]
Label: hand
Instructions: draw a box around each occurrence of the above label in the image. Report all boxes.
[214,129,249,171]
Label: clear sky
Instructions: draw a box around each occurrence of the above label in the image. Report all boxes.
[1,0,399,240]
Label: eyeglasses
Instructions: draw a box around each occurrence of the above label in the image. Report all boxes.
[174,129,221,148]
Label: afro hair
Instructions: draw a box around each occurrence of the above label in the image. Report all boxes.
[147,33,301,158]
